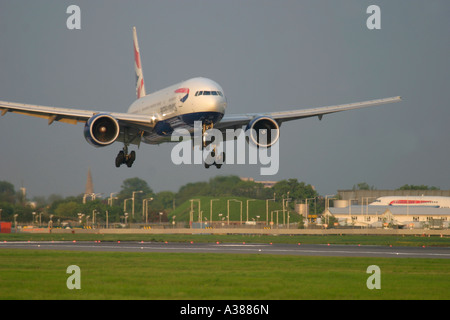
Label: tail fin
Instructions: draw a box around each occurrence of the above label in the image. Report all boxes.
[133,27,146,99]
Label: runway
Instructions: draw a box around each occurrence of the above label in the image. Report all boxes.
[1,240,450,259]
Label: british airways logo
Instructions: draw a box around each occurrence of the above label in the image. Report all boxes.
[175,88,189,103]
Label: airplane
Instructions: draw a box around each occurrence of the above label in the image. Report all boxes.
[370,196,450,208]
[0,27,401,168]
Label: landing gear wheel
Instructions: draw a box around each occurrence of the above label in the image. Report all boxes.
[115,148,136,168]
[115,151,125,168]
[126,151,136,167]
[204,149,226,169]
[214,152,225,168]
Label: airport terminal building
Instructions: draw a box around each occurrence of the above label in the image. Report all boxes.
[323,205,450,229]
[319,193,450,229]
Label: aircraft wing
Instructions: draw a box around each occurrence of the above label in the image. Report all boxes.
[1,95,401,136]
[215,96,402,131]
[0,100,154,128]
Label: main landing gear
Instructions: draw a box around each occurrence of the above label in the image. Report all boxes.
[113,123,224,169]
[204,148,225,169]
[201,122,225,169]
[115,145,135,168]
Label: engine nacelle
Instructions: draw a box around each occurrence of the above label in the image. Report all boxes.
[84,114,120,147]
[245,116,280,147]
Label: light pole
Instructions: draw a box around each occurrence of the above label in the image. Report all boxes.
[77,213,84,226]
[92,209,97,228]
[49,215,54,230]
[228,199,242,225]
[305,197,316,227]
[270,210,280,228]
[325,195,337,211]
[283,195,292,226]
[246,199,256,223]
[92,193,102,201]
[210,199,219,226]
[362,197,376,216]
[124,198,132,213]
[143,198,154,224]
[266,193,276,225]
[218,213,223,227]
[14,214,18,231]
[190,199,201,224]
[227,200,230,226]
[132,190,143,219]
[236,200,243,225]
[109,192,118,206]
[287,211,290,229]
[275,210,281,228]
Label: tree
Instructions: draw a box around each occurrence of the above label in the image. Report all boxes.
[352,182,376,190]
[54,201,79,218]
[176,181,209,203]
[152,191,176,212]
[118,177,154,201]
[116,178,154,222]
[209,176,242,196]
[0,203,14,221]
[272,179,317,202]
[324,215,339,229]
[397,184,440,191]
[0,181,16,203]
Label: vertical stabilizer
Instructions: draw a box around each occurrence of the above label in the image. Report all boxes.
[133,27,146,99]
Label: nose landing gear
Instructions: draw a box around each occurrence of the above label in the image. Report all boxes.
[201,122,225,169]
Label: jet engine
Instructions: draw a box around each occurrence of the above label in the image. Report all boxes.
[245,116,280,147]
[84,114,120,147]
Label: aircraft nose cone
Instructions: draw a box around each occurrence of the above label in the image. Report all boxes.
[211,97,227,114]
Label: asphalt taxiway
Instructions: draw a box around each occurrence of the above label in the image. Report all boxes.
[1,241,449,259]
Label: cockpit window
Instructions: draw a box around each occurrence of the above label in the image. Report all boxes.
[195,91,223,97]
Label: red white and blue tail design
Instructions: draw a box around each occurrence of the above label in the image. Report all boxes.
[133,27,146,99]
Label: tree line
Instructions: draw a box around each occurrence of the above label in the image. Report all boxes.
[352,182,440,191]
[0,177,441,225]
[0,176,318,225]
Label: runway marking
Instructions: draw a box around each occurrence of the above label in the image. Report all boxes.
[215,244,270,247]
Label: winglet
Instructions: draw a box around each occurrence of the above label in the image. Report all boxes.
[133,27,146,99]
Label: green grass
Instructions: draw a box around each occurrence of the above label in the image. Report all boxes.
[0,249,449,299]
[169,195,299,223]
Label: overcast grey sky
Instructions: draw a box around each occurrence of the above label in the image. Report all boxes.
[0,1,449,199]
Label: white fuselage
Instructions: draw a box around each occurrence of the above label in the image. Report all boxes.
[370,196,450,208]
[127,77,226,144]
